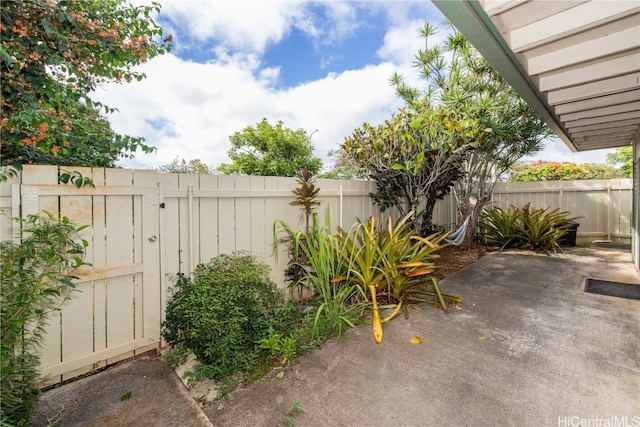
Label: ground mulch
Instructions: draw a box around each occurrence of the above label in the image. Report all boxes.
[430,244,492,281]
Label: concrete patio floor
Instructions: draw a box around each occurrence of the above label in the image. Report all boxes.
[33,243,640,427]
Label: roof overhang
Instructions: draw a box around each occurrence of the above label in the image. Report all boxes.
[432,0,640,152]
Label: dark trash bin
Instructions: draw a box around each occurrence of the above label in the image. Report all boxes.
[559,220,579,247]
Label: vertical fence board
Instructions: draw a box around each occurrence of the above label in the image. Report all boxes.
[234,176,252,253]
[178,174,198,276]
[217,175,236,255]
[159,173,181,277]
[59,186,94,374]
[249,177,267,260]
[198,174,219,263]
[265,177,286,287]
[131,181,144,343]
[91,175,108,354]
[21,166,62,371]
[134,170,161,345]
[104,169,135,358]
[615,180,632,237]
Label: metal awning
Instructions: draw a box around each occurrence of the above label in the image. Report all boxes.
[432,0,640,152]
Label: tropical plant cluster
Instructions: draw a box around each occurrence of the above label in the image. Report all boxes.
[276,211,461,344]
[1,212,89,427]
[388,22,550,247]
[161,171,460,393]
[479,203,575,253]
[282,169,321,300]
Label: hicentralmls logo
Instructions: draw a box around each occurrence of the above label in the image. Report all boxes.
[558,416,640,427]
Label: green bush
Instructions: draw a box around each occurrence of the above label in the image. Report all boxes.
[480,203,574,253]
[161,253,295,380]
[1,212,88,427]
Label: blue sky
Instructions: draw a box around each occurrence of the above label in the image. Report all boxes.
[91,0,615,170]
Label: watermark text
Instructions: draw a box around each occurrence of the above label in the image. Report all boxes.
[558,416,640,427]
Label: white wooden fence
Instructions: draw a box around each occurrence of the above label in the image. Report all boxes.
[0,165,390,385]
[432,179,632,243]
[0,166,631,385]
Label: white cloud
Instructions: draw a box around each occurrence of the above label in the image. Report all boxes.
[159,0,307,53]
[275,64,403,159]
[91,52,403,170]
[91,1,613,171]
[523,137,616,164]
[316,2,362,46]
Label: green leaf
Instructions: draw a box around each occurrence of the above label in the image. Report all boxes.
[0,46,13,65]
[41,18,56,36]
[120,391,132,401]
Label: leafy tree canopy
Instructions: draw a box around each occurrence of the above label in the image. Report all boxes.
[342,106,489,228]
[391,22,550,245]
[509,161,622,182]
[1,0,171,167]
[156,157,214,174]
[218,119,322,177]
[606,146,632,178]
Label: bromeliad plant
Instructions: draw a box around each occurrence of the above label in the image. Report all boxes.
[333,213,460,343]
[480,203,576,254]
[274,211,461,344]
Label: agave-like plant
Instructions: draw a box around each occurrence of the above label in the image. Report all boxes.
[333,213,461,343]
[479,206,521,249]
[516,203,575,254]
[480,203,576,254]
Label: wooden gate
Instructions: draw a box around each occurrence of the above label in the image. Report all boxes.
[15,166,162,385]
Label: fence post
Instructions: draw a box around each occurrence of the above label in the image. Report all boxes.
[188,184,195,276]
[558,185,563,210]
[606,182,612,241]
[339,184,343,228]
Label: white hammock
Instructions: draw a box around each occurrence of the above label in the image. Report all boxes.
[444,216,470,246]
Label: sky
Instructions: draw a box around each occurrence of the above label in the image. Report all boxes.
[90,0,616,171]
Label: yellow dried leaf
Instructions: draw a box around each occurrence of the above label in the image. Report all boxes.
[478,336,485,341]
[405,268,433,277]
[410,336,424,344]
[398,262,424,268]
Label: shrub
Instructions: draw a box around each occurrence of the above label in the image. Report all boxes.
[161,253,293,380]
[1,212,88,426]
[480,203,574,253]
